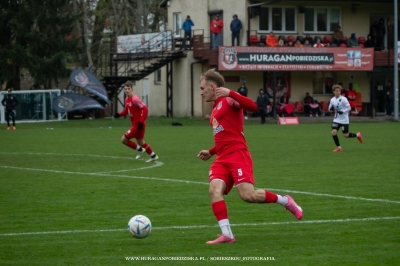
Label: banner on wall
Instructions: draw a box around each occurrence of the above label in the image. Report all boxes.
[218,47,374,71]
[117,32,172,53]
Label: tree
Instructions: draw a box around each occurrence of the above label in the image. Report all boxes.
[0,0,81,90]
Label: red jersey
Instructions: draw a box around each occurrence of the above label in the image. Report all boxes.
[210,91,257,158]
[119,94,148,126]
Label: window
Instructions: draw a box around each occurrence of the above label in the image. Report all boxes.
[313,72,336,94]
[173,13,181,37]
[154,69,162,84]
[304,7,341,33]
[259,6,297,33]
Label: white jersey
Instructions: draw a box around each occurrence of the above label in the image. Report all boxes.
[329,95,351,124]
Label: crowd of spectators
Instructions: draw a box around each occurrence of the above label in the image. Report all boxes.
[256,23,385,49]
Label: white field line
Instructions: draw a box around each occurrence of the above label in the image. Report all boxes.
[0,152,163,173]
[1,165,400,205]
[1,216,400,237]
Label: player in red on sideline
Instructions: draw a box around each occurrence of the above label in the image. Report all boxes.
[197,69,303,245]
[113,81,158,163]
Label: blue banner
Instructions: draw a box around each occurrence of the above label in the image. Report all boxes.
[53,93,104,113]
[70,69,110,104]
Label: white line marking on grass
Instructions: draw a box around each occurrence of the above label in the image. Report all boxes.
[1,216,400,237]
[1,165,400,204]
[0,152,164,173]
[0,152,138,160]
[96,161,164,174]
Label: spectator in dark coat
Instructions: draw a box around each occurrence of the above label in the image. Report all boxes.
[230,14,242,46]
[2,88,19,130]
[364,34,375,48]
[256,88,269,124]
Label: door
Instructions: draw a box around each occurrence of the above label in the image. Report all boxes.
[173,13,182,37]
[372,73,392,114]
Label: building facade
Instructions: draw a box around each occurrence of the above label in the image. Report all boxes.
[128,0,397,117]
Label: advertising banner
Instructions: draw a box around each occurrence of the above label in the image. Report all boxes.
[70,69,110,104]
[218,47,374,71]
[53,93,104,113]
[117,32,172,53]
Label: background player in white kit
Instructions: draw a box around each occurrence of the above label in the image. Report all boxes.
[329,85,363,152]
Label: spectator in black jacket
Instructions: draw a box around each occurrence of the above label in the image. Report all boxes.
[2,89,19,130]
[230,14,242,46]
[256,88,270,124]
[237,82,248,119]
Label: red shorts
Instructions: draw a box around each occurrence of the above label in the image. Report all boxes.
[124,124,145,139]
[209,149,254,195]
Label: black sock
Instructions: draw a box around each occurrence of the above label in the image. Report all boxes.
[333,135,340,146]
[138,147,143,151]
[348,133,357,138]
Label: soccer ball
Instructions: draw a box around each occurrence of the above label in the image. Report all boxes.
[127,215,152,239]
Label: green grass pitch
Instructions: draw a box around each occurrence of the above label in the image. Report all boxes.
[0,118,399,265]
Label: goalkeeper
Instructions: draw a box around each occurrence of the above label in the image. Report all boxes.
[113,81,158,162]
[329,84,363,152]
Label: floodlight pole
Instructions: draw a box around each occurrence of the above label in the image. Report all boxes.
[394,0,399,120]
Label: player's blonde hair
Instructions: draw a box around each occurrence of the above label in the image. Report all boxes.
[332,84,342,92]
[200,68,225,88]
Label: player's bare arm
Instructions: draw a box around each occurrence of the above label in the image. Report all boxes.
[197,150,212,161]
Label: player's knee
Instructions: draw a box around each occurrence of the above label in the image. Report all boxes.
[121,136,128,144]
[208,186,220,198]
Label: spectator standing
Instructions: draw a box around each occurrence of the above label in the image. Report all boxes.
[230,14,242,46]
[364,34,375,48]
[256,88,269,124]
[347,33,358,47]
[385,81,394,115]
[2,88,18,130]
[332,26,343,46]
[181,15,194,50]
[303,92,314,117]
[211,14,224,49]
[237,82,248,119]
[266,32,278,47]
[376,19,386,50]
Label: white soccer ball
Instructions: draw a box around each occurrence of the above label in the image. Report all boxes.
[127,215,152,239]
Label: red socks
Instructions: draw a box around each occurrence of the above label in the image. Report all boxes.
[264,190,278,203]
[125,140,137,150]
[212,200,228,221]
[141,143,153,155]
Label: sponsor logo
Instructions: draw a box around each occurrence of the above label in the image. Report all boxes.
[217,102,222,110]
[220,48,238,69]
[75,71,89,86]
[212,118,224,135]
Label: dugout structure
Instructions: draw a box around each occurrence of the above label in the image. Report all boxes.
[0,90,66,124]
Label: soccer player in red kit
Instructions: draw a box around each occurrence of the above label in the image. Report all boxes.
[197,69,303,244]
[114,81,158,162]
